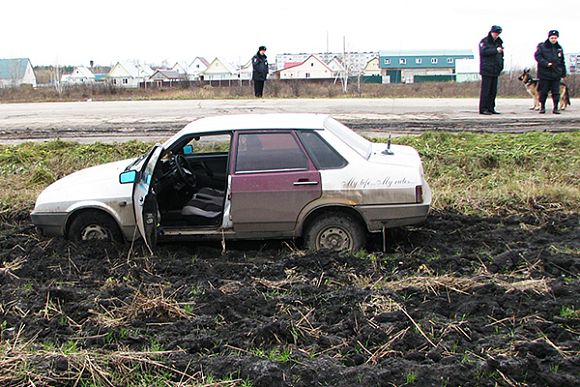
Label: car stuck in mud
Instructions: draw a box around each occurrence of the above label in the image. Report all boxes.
[31,113,431,251]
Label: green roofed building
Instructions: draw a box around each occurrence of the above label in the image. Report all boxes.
[0,58,37,88]
[379,50,474,83]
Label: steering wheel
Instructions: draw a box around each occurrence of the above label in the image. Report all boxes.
[173,154,197,187]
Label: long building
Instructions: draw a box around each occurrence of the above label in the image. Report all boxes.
[379,50,474,83]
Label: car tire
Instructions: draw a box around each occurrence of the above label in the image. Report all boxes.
[68,210,123,243]
[304,213,366,252]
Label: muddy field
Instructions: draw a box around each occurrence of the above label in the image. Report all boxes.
[1,207,578,386]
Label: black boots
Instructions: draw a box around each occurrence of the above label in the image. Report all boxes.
[552,96,560,114]
[539,106,546,114]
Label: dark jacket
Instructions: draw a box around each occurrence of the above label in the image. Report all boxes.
[479,33,504,77]
[535,40,566,80]
[252,52,269,81]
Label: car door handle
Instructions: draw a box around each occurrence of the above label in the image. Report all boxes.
[293,180,319,186]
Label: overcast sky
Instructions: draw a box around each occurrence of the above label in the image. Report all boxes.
[2,0,578,69]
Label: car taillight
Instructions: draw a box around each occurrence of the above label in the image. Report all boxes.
[415,185,423,203]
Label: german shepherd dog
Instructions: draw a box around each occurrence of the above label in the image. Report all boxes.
[518,68,571,110]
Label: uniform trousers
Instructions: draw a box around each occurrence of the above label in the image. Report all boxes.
[479,75,498,113]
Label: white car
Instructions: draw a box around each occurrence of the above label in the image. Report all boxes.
[31,113,431,251]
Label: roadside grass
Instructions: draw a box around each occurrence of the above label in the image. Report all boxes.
[2,131,577,219]
[374,131,580,215]
[0,140,150,216]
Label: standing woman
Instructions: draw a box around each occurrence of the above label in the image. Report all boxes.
[252,45,269,97]
[535,30,566,114]
[479,25,504,115]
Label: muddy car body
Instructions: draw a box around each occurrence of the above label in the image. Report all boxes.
[32,113,431,251]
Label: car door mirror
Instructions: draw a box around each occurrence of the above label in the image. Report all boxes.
[119,170,137,184]
[183,144,193,154]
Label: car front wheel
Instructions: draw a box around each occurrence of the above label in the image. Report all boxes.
[304,213,366,252]
[68,211,122,242]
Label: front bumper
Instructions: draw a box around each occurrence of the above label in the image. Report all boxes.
[30,212,68,237]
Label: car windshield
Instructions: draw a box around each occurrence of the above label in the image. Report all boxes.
[324,116,372,159]
[124,144,157,171]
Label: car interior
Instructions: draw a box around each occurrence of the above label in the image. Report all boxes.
[154,133,231,228]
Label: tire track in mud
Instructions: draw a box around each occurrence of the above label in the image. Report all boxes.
[1,209,578,386]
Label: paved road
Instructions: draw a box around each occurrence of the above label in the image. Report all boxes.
[0,98,578,143]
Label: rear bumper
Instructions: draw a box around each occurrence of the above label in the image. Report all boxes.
[357,203,430,231]
[356,182,432,231]
[30,212,68,237]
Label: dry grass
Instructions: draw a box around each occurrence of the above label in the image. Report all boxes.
[4,72,577,103]
[352,273,553,296]
[93,285,192,328]
[0,333,240,387]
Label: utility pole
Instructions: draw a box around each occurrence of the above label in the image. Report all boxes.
[342,36,348,93]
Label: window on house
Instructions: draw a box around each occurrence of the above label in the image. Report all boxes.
[123,78,128,84]
[447,58,454,63]
[112,79,117,85]
[416,58,422,64]
[399,58,407,65]
[311,63,314,67]
[431,58,438,64]
[306,73,310,78]
[385,59,391,65]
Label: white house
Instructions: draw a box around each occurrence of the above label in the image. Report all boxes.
[186,57,209,80]
[200,57,237,81]
[455,58,481,82]
[326,57,346,78]
[0,58,36,88]
[171,62,189,75]
[362,57,381,77]
[238,59,253,81]
[61,66,96,85]
[276,52,377,71]
[274,55,334,80]
[107,61,154,88]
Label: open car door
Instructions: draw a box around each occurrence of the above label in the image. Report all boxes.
[132,145,163,253]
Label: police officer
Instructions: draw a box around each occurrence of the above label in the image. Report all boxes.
[535,30,566,114]
[479,25,504,115]
[252,46,269,97]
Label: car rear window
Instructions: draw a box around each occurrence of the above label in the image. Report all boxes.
[324,116,372,159]
[297,131,347,169]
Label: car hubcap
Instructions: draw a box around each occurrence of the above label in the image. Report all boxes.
[318,227,352,251]
[81,225,110,240]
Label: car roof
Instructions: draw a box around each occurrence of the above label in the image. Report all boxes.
[180,113,330,134]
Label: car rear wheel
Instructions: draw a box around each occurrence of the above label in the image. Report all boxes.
[304,213,366,252]
[68,211,122,242]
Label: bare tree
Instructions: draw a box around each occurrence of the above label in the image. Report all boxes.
[51,64,63,95]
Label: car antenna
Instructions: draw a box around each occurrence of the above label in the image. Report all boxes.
[383,133,394,155]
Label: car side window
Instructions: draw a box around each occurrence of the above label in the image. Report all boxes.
[297,131,347,169]
[235,132,308,173]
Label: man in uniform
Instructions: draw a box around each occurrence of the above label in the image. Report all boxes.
[479,25,504,115]
[535,30,566,114]
[252,46,269,97]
